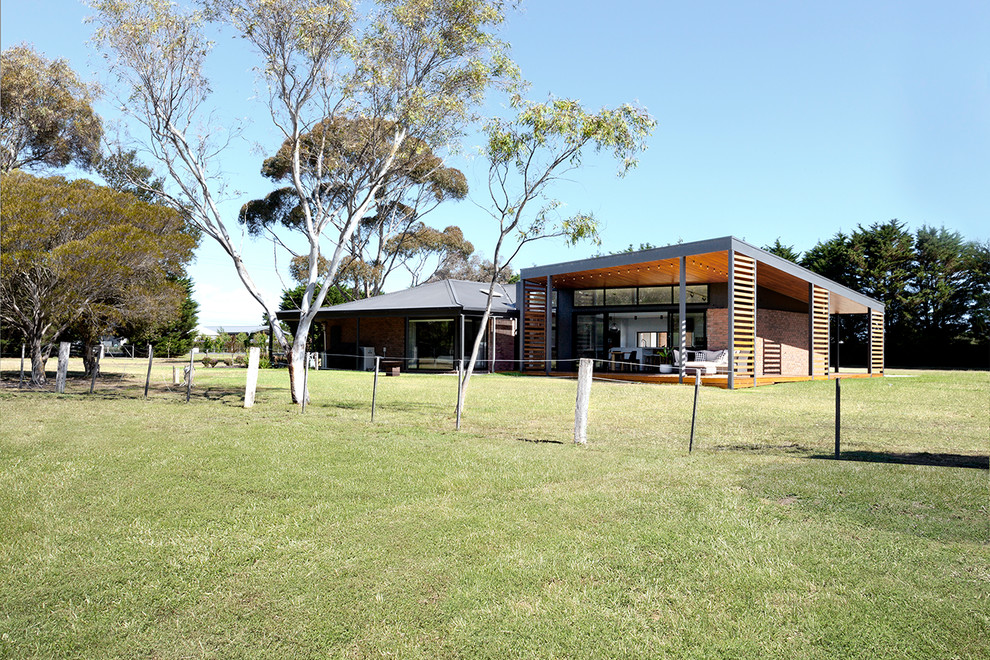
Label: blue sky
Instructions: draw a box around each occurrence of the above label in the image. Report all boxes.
[3,1,988,326]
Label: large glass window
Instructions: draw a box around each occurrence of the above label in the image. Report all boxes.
[670,312,707,349]
[575,314,604,360]
[574,289,604,306]
[407,319,454,370]
[605,287,636,306]
[638,286,673,305]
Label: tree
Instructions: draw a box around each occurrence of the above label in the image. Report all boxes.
[127,276,200,357]
[91,0,514,404]
[0,171,196,385]
[243,117,472,298]
[427,251,514,284]
[0,44,103,173]
[457,97,655,418]
[763,238,801,262]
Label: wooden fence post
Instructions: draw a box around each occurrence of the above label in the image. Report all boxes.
[244,347,260,408]
[89,346,102,394]
[301,352,310,414]
[574,357,593,444]
[55,342,70,394]
[371,356,380,422]
[143,345,154,398]
[173,366,181,385]
[185,349,196,403]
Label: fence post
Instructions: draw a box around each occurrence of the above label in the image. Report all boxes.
[834,377,841,457]
[185,349,197,403]
[173,366,181,385]
[371,356,381,422]
[574,357,593,444]
[19,344,25,389]
[455,359,464,430]
[301,352,310,414]
[89,346,102,394]
[55,342,70,394]
[689,370,701,452]
[244,347,260,408]
[143,345,154,398]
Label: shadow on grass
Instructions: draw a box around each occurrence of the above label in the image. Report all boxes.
[517,437,565,445]
[812,450,989,470]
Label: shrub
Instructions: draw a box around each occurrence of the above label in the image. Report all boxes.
[222,357,233,367]
[233,355,247,367]
[258,355,272,369]
[201,356,217,368]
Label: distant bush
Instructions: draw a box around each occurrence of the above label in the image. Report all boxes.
[222,357,233,367]
[258,355,272,369]
[201,356,217,368]
[234,355,247,367]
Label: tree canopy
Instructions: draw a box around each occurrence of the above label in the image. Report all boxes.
[0,171,196,384]
[0,44,103,172]
[91,0,516,404]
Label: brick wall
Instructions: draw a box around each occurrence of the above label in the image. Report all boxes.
[757,309,809,375]
[707,308,729,349]
[492,317,517,372]
[355,316,405,361]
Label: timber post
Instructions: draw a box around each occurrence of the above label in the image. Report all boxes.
[55,342,70,394]
[244,347,260,408]
[574,357,593,444]
[371,356,380,422]
[143,345,154,398]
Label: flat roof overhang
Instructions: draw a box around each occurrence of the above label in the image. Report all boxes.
[519,236,883,315]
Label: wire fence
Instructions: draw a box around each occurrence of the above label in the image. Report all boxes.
[1,350,986,468]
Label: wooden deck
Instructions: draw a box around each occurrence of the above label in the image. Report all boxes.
[541,371,881,389]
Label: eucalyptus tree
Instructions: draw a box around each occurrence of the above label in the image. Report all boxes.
[89,0,514,404]
[0,44,102,173]
[457,97,655,414]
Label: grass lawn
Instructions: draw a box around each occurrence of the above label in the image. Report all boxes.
[0,361,987,658]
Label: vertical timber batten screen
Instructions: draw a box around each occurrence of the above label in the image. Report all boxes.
[522,278,548,372]
[869,309,884,375]
[731,252,756,385]
[811,285,830,378]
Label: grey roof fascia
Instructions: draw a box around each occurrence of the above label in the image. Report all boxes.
[519,236,734,280]
[519,235,883,312]
[728,237,884,311]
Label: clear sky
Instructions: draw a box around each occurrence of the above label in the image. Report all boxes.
[3,1,988,326]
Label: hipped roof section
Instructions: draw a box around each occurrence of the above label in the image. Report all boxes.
[276,280,517,320]
[518,236,884,315]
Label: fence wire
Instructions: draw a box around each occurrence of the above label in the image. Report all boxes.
[1,354,985,467]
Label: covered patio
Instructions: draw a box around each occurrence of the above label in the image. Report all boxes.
[516,236,885,389]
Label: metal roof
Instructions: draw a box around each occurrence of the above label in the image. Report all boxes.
[519,236,884,314]
[277,280,517,320]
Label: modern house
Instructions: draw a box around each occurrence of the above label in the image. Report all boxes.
[278,279,517,372]
[281,236,885,388]
[517,236,885,388]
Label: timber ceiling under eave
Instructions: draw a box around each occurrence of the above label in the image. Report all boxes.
[549,252,730,289]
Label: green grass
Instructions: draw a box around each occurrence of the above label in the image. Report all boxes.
[0,362,987,658]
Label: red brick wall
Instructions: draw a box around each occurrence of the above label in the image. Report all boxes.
[324,318,357,348]
[757,309,809,375]
[355,317,405,360]
[707,308,729,350]
[492,317,517,372]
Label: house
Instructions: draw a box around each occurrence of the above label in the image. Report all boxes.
[277,280,517,372]
[280,236,885,388]
[517,236,885,388]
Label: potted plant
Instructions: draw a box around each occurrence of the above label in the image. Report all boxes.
[655,346,674,373]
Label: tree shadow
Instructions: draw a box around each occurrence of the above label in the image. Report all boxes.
[812,450,988,470]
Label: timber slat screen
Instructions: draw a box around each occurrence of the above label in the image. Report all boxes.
[811,285,830,378]
[522,279,548,372]
[732,252,756,382]
[869,308,884,374]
